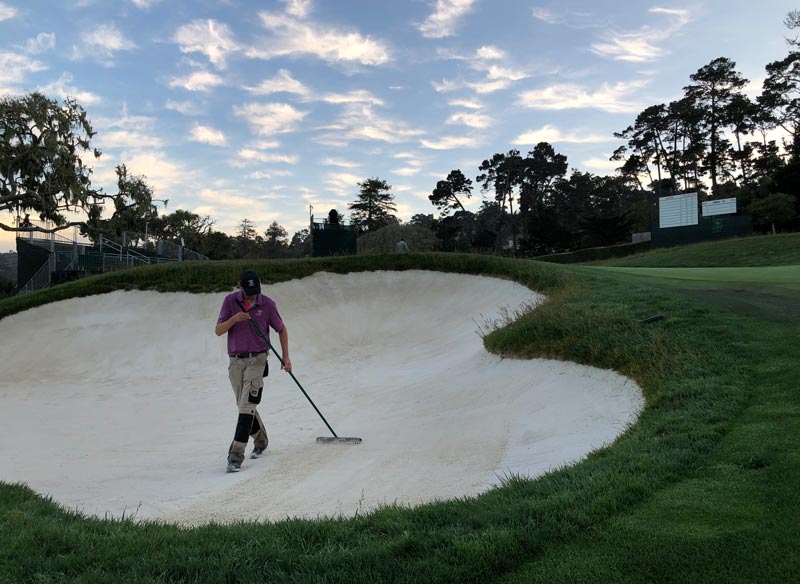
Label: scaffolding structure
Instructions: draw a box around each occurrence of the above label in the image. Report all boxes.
[16,221,208,293]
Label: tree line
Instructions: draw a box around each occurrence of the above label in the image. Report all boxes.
[1,12,798,259]
[418,12,800,253]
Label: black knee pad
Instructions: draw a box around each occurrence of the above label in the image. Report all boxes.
[234,413,254,443]
[250,416,261,436]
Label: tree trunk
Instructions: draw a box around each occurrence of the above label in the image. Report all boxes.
[709,95,718,193]
[651,138,663,199]
[509,195,517,254]
[734,131,748,184]
[493,191,506,256]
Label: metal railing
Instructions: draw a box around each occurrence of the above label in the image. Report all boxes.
[98,236,123,254]
[96,236,159,266]
[127,247,150,265]
[16,225,207,294]
[153,236,209,261]
[121,231,209,261]
[19,255,54,294]
[17,219,89,245]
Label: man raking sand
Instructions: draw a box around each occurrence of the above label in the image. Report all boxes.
[215,270,292,473]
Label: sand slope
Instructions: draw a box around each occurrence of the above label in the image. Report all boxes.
[0,270,643,524]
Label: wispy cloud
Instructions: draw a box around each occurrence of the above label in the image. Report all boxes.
[417,0,477,38]
[517,80,648,113]
[100,129,163,151]
[318,104,423,144]
[582,155,619,172]
[391,166,422,177]
[123,151,186,193]
[197,188,275,214]
[0,2,17,21]
[432,78,461,93]
[532,7,560,25]
[446,111,492,129]
[189,123,227,146]
[514,124,611,145]
[475,45,504,60]
[94,108,164,150]
[86,145,187,201]
[246,171,274,180]
[173,19,239,69]
[169,70,224,92]
[244,68,310,97]
[323,157,361,169]
[244,70,385,108]
[531,6,603,29]
[438,68,527,94]
[38,73,101,106]
[24,32,56,54]
[247,139,281,150]
[324,171,362,196]
[233,102,308,135]
[390,152,424,176]
[484,64,527,82]
[591,7,693,62]
[0,52,47,87]
[420,135,478,150]
[319,89,384,106]
[434,44,529,94]
[469,79,511,94]
[448,98,483,109]
[282,0,312,19]
[74,23,136,66]
[248,11,390,66]
[131,0,162,9]
[165,99,196,115]
[247,169,302,179]
[235,149,298,164]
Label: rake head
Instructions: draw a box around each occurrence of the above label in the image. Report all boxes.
[316,436,362,444]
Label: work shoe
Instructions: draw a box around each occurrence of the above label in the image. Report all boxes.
[226,460,242,473]
[250,447,266,459]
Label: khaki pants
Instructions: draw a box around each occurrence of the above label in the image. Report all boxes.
[227,352,269,464]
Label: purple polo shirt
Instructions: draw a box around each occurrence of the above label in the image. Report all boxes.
[217,290,285,356]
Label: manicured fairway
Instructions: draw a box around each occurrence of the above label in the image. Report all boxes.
[598,233,800,268]
[579,265,800,322]
[587,265,800,288]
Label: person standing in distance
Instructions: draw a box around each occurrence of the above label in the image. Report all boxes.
[215,269,292,473]
[396,238,409,253]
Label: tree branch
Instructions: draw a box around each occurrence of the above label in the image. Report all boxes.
[0,221,85,234]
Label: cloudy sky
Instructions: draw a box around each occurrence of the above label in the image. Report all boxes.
[0,0,796,250]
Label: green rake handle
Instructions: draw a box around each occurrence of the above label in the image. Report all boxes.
[235,300,340,439]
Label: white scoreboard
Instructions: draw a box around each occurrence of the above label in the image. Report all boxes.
[659,193,698,228]
[702,198,737,217]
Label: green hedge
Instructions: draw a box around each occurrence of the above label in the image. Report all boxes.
[357,223,439,255]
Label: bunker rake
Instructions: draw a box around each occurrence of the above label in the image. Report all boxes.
[236,299,362,445]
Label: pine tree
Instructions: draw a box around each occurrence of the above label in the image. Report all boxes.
[348,178,396,233]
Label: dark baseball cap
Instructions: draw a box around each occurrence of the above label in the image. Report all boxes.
[240,270,261,296]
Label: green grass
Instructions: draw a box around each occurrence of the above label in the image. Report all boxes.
[590,265,800,286]
[582,266,800,320]
[596,232,800,267]
[1,248,798,583]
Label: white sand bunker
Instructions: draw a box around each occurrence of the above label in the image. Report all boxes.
[0,270,643,525]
